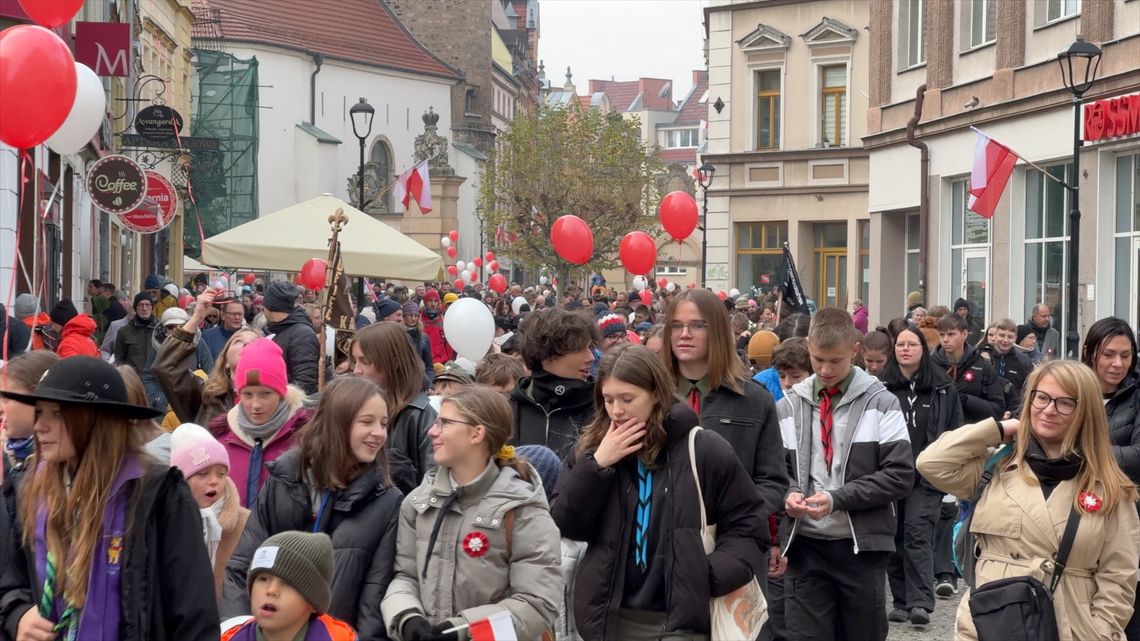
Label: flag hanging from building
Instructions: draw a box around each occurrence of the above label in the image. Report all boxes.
[779,243,808,314]
[967,130,1018,219]
[394,160,432,214]
[469,611,517,641]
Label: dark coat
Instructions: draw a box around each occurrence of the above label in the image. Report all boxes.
[991,347,1031,394]
[0,464,219,641]
[0,305,29,357]
[886,377,964,490]
[551,403,766,641]
[931,344,1005,423]
[407,328,435,384]
[388,391,439,484]
[1107,370,1140,483]
[510,372,596,461]
[153,332,233,426]
[221,448,402,640]
[266,307,321,395]
[115,314,157,371]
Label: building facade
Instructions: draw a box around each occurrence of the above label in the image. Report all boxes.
[865,0,1140,337]
[704,0,871,306]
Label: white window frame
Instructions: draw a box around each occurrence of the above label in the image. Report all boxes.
[949,178,992,327]
[905,212,921,299]
[748,63,784,152]
[900,0,926,70]
[663,128,699,149]
[656,266,688,276]
[1046,0,1081,23]
[967,0,996,49]
[810,56,851,148]
[1112,154,1140,327]
[1023,163,1072,342]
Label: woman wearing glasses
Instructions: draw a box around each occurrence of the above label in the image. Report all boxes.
[382,385,561,641]
[917,360,1140,641]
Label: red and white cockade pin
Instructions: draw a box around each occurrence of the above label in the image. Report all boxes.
[962,371,975,383]
[462,531,490,558]
[1078,491,1103,513]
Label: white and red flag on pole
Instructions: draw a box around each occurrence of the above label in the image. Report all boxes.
[967,130,1018,219]
[394,160,432,214]
[469,611,517,641]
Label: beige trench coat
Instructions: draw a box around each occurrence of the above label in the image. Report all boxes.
[381,460,562,641]
[917,419,1140,641]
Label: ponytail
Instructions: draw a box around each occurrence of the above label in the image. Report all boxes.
[494,444,533,483]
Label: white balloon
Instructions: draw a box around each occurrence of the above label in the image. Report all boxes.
[46,63,107,155]
[456,260,466,272]
[539,275,548,285]
[666,282,677,292]
[729,288,740,298]
[443,297,495,360]
[441,236,451,248]
[511,296,526,314]
[632,275,647,291]
[460,269,471,282]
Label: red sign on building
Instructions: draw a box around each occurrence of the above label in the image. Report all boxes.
[1083,93,1140,142]
[119,171,179,234]
[75,22,131,77]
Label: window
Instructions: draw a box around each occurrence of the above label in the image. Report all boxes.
[367,140,392,213]
[858,220,870,304]
[905,213,921,296]
[754,69,780,149]
[1024,163,1072,340]
[656,266,688,276]
[1114,155,1140,327]
[820,65,847,147]
[901,0,926,69]
[736,222,788,293]
[968,0,996,48]
[1047,0,1080,22]
[665,129,699,148]
[950,179,991,327]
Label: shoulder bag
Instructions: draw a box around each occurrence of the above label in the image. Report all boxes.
[687,426,767,641]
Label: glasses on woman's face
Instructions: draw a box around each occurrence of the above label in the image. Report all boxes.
[1029,389,1077,416]
[434,417,475,430]
[668,321,709,335]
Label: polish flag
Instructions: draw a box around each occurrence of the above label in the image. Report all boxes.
[469,611,517,641]
[967,131,1018,219]
[394,160,432,214]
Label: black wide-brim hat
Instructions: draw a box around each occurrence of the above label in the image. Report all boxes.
[0,356,164,420]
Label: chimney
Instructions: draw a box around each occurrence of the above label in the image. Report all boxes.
[692,70,707,86]
[588,79,603,94]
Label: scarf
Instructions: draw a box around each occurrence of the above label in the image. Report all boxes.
[528,369,592,407]
[424,308,441,321]
[5,434,35,464]
[236,397,294,441]
[1025,438,1082,499]
[201,490,226,567]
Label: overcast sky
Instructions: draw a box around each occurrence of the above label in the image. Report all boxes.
[538,0,707,99]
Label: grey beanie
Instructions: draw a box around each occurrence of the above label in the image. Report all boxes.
[13,293,37,320]
[264,280,300,313]
[247,531,334,614]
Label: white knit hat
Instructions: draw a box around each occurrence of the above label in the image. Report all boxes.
[170,423,230,478]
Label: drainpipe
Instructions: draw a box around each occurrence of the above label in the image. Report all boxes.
[905,84,929,297]
[309,52,324,125]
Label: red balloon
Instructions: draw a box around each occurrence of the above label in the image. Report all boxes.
[449,230,459,242]
[0,25,77,149]
[468,270,478,283]
[453,279,465,290]
[242,272,256,285]
[447,265,458,276]
[488,260,499,272]
[177,294,194,309]
[688,282,697,289]
[657,277,668,289]
[550,215,593,265]
[16,0,84,27]
[472,257,483,268]
[717,290,728,301]
[639,289,653,306]
[298,258,327,290]
[446,246,457,258]
[619,231,656,275]
[488,273,508,294]
[485,251,495,262]
[658,191,699,242]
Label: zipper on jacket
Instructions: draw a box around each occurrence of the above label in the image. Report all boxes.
[603,481,634,640]
[839,388,885,555]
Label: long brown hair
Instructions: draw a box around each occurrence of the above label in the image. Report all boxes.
[295,377,390,490]
[661,289,745,393]
[578,344,675,467]
[116,365,166,442]
[444,385,532,483]
[20,404,147,607]
[1011,360,1137,516]
[353,322,425,415]
[202,328,262,400]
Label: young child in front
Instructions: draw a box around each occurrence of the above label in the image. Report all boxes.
[222,531,357,641]
[778,308,914,641]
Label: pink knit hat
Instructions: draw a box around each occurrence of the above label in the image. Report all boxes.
[234,338,288,398]
[170,423,230,478]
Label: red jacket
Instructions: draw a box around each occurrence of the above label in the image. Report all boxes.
[56,314,99,358]
[421,311,454,364]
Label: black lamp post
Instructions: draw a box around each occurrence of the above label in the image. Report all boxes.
[696,162,716,289]
[1056,35,1101,358]
[349,97,375,305]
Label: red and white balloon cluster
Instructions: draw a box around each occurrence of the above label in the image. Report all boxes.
[0,2,107,152]
[441,229,506,293]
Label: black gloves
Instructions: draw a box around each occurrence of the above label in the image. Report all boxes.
[401,616,460,641]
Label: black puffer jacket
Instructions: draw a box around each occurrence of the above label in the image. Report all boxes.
[931,344,1005,423]
[266,307,321,395]
[388,391,438,484]
[1107,370,1140,483]
[510,370,596,461]
[885,376,964,490]
[551,403,766,641]
[221,448,402,640]
[0,463,218,641]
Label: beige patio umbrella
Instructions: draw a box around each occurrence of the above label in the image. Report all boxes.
[200,195,441,280]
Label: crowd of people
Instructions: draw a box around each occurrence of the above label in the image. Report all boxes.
[0,272,1138,641]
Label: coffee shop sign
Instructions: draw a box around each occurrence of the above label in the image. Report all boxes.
[86,155,147,214]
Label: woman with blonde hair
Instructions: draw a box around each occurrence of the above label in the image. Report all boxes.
[917,360,1140,641]
[353,322,437,483]
[382,385,561,641]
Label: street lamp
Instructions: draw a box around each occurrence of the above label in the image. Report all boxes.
[1056,35,1101,358]
[349,97,375,306]
[696,162,716,289]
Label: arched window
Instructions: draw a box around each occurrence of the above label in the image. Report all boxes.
[368,139,392,213]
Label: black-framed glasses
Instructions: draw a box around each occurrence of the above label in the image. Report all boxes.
[1029,390,1077,416]
[434,417,475,430]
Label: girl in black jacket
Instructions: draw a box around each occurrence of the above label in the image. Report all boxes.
[879,325,964,625]
[0,357,218,641]
[552,344,766,641]
[222,377,402,640]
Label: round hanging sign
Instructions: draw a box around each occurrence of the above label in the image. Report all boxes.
[134,104,184,139]
[119,171,178,234]
[87,155,147,214]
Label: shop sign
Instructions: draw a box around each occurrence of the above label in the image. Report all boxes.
[134,105,184,140]
[75,22,131,77]
[1083,93,1140,142]
[119,171,178,234]
[86,155,146,214]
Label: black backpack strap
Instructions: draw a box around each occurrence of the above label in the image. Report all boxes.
[1049,505,1081,592]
